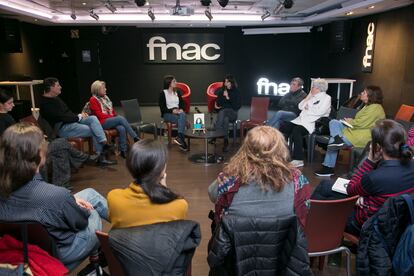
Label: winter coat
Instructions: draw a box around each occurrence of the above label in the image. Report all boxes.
[207,215,312,276]
[109,220,201,276]
[357,194,414,276]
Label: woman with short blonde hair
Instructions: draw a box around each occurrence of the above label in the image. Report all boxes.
[89,80,139,158]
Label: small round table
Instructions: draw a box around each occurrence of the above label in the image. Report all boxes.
[185,129,226,165]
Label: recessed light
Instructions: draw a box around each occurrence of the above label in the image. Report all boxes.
[82,2,86,6]
[34,18,38,21]
[346,11,354,16]
[368,5,375,9]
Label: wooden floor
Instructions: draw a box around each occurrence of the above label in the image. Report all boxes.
[71,134,354,276]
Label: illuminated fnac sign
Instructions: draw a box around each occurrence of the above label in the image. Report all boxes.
[143,33,224,64]
[362,22,375,72]
[257,78,290,96]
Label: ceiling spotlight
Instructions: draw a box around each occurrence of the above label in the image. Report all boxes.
[148,7,155,21]
[105,1,117,13]
[200,0,211,6]
[346,11,354,16]
[273,0,294,15]
[89,10,99,20]
[205,6,213,21]
[261,10,270,21]
[70,11,76,20]
[135,0,147,7]
[217,0,228,8]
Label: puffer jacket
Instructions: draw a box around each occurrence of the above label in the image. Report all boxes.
[357,194,414,276]
[109,220,201,276]
[207,215,312,276]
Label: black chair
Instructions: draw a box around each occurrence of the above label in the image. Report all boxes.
[120,99,158,139]
[308,106,358,163]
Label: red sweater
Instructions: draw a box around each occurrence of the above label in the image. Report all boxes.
[89,96,116,124]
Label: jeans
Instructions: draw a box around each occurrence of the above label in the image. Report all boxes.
[102,116,138,152]
[163,112,186,134]
[267,110,297,129]
[59,188,108,271]
[323,119,353,168]
[59,116,107,154]
[215,108,238,138]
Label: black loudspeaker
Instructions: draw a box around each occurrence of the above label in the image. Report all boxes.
[0,18,22,53]
[329,21,351,53]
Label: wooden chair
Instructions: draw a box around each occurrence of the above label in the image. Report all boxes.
[96,231,126,276]
[304,195,359,276]
[240,97,270,140]
[394,104,414,122]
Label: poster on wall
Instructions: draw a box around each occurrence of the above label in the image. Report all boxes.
[362,21,376,73]
[143,33,224,64]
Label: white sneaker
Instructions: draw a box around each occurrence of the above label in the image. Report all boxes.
[290,160,304,167]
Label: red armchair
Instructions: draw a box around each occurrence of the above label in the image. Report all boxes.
[240,97,270,140]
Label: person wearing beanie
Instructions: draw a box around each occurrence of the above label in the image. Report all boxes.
[280,78,331,167]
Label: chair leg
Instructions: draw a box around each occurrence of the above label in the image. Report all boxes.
[344,248,352,276]
[167,124,173,145]
[318,256,325,271]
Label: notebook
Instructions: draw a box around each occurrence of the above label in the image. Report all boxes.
[340,119,353,129]
[331,177,350,195]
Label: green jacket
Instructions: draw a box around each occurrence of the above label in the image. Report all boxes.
[343,104,385,148]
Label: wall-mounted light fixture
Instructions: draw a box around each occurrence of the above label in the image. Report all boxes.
[135,0,147,7]
[217,0,228,8]
[205,6,213,21]
[148,7,155,21]
[105,1,117,13]
[261,10,270,21]
[242,26,312,35]
[273,0,294,15]
[70,11,76,20]
[89,10,99,20]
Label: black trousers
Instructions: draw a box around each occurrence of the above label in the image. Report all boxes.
[279,122,309,160]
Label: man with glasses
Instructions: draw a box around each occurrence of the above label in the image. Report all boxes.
[267,77,307,129]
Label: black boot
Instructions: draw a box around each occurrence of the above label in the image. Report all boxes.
[97,154,117,166]
[133,137,140,142]
[120,151,127,159]
[223,138,229,152]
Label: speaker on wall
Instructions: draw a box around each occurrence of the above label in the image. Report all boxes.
[329,20,351,53]
[0,18,22,53]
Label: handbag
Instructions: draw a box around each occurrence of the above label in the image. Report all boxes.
[314,117,331,135]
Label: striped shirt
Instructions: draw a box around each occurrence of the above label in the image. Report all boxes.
[347,159,414,226]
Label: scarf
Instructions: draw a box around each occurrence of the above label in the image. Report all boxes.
[93,95,113,115]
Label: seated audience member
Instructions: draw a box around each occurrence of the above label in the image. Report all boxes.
[280,78,331,167]
[0,123,109,270]
[207,126,310,229]
[39,77,116,165]
[159,75,188,151]
[315,85,385,176]
[207,126,311,275]
[88,80,139,158]
[267,77,307,129]
[312,120,414,236]
[408,125,414,147]
[0,90,94,188]
[211,75,241,152]
[108,139,188,228]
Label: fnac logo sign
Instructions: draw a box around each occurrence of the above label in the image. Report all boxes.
[362,22,375,72]
[257,78,290,96]
[144,34,224,64]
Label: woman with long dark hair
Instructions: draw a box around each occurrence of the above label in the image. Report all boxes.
[158,75,188,151]
[108,139,188,228]
[211,75,241,152]
[0,89,15,135]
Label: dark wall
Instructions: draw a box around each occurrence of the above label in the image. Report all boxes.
[0,4,413,115]
[311,4,414,115]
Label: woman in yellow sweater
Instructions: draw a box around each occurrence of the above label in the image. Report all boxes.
[315,85,385,176]
[107,139,188,228]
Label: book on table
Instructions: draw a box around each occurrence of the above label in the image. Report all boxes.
[332,177,350,195]
[340,119,353,128]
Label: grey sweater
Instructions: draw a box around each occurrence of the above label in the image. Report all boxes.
[278,89,307,115]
